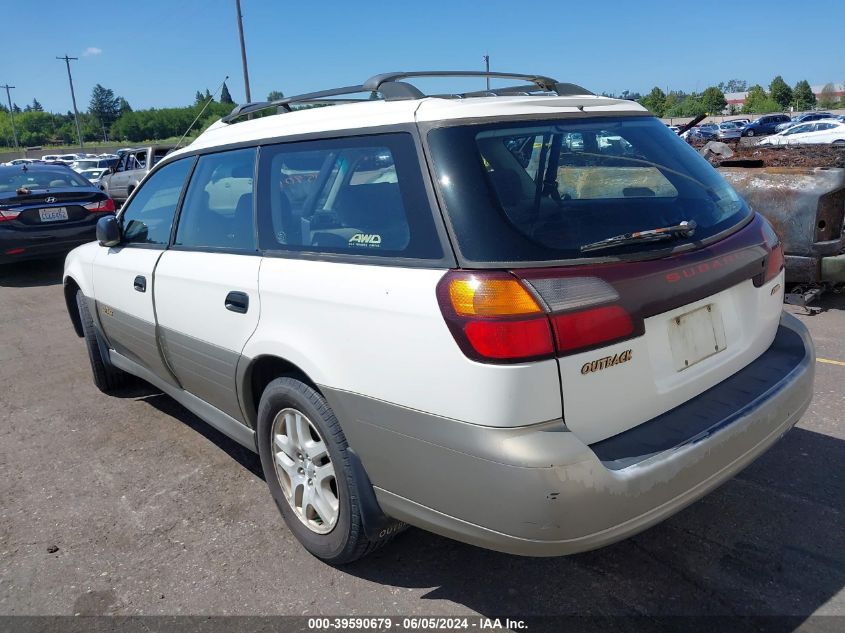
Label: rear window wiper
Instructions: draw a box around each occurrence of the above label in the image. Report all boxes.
[580,220,697,253]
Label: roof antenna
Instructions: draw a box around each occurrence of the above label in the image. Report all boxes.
[175,75,229,149]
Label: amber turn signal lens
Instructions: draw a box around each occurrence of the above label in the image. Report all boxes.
[448,277,542,317]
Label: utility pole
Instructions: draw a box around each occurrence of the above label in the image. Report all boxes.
[235,0,252,103]
[483,54,490,91]
[56,55,84,148]
[1,84,18,150]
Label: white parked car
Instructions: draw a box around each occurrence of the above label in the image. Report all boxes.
[79,167,109,185]
[759,119,845,145]
[4,158,41,166]
[63,70,814,563]
[72,157,118,173]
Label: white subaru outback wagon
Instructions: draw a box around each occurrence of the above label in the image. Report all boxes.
[63,71,815,563]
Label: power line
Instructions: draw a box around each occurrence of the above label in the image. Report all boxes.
[1,84,18,149]
[56,55,84,149]
[235,0,252,103]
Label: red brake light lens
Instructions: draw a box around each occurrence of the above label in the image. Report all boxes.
[83,198,115,213]
[436,271,637,364]
[764,242,784,283]
[0,209,21,222]
[551,305,634,353]
[760,217,784,284]
[464,318,555,360]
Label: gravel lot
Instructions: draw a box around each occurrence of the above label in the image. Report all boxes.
[0,258,843,627]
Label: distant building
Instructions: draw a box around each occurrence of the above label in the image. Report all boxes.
[724,83,844,111]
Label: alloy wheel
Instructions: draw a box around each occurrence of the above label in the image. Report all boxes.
[271,408,339,534]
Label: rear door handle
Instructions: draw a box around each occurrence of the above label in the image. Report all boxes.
[134,275,146,292]
[225,291,249,314]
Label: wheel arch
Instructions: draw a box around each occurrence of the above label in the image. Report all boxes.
[63,276,84,337]
[240,354,321,429]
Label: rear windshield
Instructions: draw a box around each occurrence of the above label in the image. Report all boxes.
[0,167,91,193]
[427,116,750,264]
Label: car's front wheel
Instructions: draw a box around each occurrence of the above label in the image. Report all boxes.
[746,129,755,137]
[256,377,389,564]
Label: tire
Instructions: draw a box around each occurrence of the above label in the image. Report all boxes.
[257,377,388,564]
[746,129,755,137]
[76,290,128,393]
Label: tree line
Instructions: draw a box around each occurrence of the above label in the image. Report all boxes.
[636,77,844,119]
[0,81,281,147]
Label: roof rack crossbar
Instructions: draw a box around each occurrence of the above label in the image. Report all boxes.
[362,71,562,94]
[221,84,367,123]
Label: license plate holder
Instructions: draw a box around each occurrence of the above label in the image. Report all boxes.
[39,207,69,222]
[668,304,727,372]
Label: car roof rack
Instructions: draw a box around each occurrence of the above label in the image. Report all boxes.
[220,70,594,123]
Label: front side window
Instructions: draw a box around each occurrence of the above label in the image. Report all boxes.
[428,116,750,264]
[119,157,193,246]
[174,148,257,251]
[257,133,442,259]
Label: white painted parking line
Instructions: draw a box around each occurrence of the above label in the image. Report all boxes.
[817,358,845,367]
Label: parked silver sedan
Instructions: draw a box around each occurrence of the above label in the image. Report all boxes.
[717,122,743,140]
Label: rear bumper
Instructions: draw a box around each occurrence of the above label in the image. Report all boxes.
[326,312,815,556]
[0,220,100,264]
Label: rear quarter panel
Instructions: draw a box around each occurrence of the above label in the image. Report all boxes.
[245,258,563,427]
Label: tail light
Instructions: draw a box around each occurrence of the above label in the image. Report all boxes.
[759,217,784,284]
[436,271,636,364]
[83,198,115,213]
[0,209,21,223]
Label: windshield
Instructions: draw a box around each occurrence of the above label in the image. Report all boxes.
[0,167,92,193]
[427,116,750,264]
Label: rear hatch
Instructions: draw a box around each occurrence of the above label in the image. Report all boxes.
[427,114,785,444]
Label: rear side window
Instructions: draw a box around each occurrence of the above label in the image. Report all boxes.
[119,158,193,246]
[256,133,442,259]
[427,117,750,264]
[174,148,257,251]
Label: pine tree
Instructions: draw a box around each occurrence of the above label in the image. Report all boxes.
[267,90,285,102]
[768,76,792,109]
[31,99,44,112]
[792,80,816,111]
[117,97,132,115]
[195,90,205,104]
[89,84,121,127]
[220,82,234,105]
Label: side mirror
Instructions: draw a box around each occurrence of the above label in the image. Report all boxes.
[96,215,121,247]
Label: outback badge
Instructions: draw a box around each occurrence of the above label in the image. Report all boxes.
[581,349,632,375]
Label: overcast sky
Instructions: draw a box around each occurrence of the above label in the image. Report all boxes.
[3,0,842,112]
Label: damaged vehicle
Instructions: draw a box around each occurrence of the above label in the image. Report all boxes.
[63,71,815,563]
